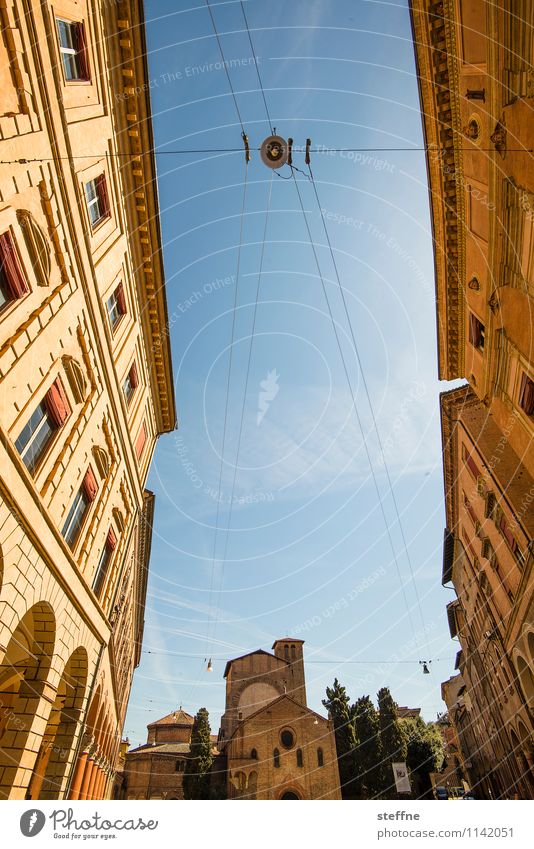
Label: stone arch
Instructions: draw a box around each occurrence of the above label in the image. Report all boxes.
[27,646,88,799]
[515,652,534,707]
[527,631,534,667]
[0,602,56,798]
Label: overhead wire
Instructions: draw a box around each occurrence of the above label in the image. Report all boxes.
[2,146,532,165]
[204,161,249,661]
[209,172,275,654]
[289,166,422,656]
[144,648,452,664]
[203,0,246,134]
[306,162,431,658]
[239,0,274,133]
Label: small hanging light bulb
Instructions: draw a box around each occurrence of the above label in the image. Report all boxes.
[207,658,213,673]
[314,718,319,725]
[420,660,430,674]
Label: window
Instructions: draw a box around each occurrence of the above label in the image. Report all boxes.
[485,492,496,519]
[468,312,485,350]
[518,372,534,416]
[135,422,147,460]
[280,729,294,749]
[93,527,117,597]
[462,444,481,480]
[62,467,98,548]
[15,379,70,474]
[296,748,303,768]
[498,512,519,556]
[284,644,289,659]
[317,747,324,767]
[250,748,257,760]
[0,231,29,309]
[462,492,478,526]
[291,645,296,660]
[85,176,110,227]
[57,19,89,81]
[123,362,139,405]
[273,748,280,768]
[107,283,126,330]
[175,760,185,773]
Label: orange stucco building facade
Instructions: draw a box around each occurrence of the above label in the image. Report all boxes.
[411,0,534,797]
[0,0,175,799]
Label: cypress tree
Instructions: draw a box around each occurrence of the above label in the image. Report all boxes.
[377,687,407,798]
[353,695,383,799]
[182,707,213,800]
[323,679,360,798]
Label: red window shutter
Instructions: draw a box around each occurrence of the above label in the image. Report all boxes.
[75,23,90,80]
[107,527,117,550]
[82,466,98,501]
[468,313,482,348]
[130,361,139,389]
[0,232,29,299]
[135,422,147,460]
[96,174,110,218]
[519,372,534,415]
[45,378,71,427]
[465,452,480,480]
[116,282,126,315]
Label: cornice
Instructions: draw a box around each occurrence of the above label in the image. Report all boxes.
[105,0,176,435]
[410,0,466,381]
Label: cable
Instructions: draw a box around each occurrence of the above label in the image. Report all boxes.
[2,145,532,164]
[204,161,249,660]
[239,1,274,133]
[307,162,431,658]
[204,0,245,133]
[209,172,275,653]
[290,166,422,655]
[143,648,452,664]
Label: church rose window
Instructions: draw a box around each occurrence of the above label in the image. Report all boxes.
[280,729,294,749]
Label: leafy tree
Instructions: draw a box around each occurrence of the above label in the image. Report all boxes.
[401,718,444,799]
[182,707,213,800]
[323,679,360,799]
[377,687,407,798]
[353,695,383,799]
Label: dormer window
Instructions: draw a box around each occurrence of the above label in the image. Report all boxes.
[57,20,89,82]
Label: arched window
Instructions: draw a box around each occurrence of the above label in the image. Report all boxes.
[284,644,289,659]
[251,748,257,760]
[175,759,185,772]
[317,747,324,767]
[291,644,296,660]
[273,748,280,768]
[296,748,303,768]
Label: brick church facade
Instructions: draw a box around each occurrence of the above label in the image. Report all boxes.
[122,639,342,800]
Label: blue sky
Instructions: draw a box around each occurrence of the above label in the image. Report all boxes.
[124,0,458,746]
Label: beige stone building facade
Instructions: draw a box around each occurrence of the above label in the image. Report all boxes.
[0,0,175,799]
[410,0,534,797]
[220,639,341,800]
